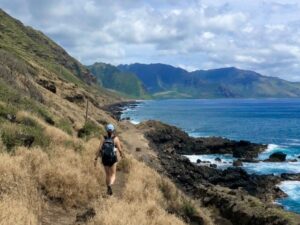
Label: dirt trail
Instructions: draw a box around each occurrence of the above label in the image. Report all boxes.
[41,133,129,225]
[41,202,81,225]
[118,121,158,165]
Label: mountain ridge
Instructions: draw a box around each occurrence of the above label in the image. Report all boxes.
[116,63,300,98]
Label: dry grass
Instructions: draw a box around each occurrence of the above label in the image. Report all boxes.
[0,153,41,225]
[0,195,39,225]
[0,110,213,225]
[89,198,185,225]
[89,156,214,225]
[0,136,106,224]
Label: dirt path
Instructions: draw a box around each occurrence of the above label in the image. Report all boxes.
[41,136,129,225]
[41,202,81,225]
[118,121,159,166]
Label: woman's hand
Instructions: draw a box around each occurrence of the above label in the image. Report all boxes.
[120,151,125,159]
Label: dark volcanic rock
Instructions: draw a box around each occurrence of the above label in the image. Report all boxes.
[196,159,202,164]
[138,120,299,225]
[281,173,300,181]
[215,157,222,162]
[265,152,287,162]
[233,160,243,167]
[141,120,284,199]
[140,120,266,159]
[37,79,56,93]
[65,94,85,103]
[20,134,35,148]
[102,101,140,121]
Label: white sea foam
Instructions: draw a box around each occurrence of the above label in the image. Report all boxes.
[130,120,141,125]
[277,181,300,201]
[243,161,300,175]
[184,154,233,169]
[265,144,280,152]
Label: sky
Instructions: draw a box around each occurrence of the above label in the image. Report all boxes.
[1,0,300,81]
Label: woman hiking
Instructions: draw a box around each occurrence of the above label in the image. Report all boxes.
[94,124,124,195]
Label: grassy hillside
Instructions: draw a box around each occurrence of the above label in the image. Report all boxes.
[88,62,149,99]
[0,9,96,85]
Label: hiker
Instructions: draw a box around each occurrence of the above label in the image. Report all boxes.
[94,124,124,195]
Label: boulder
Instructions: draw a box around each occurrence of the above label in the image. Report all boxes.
[215,157,222,162]
[233,160,243,167]
[210,164,217,168]
[196,159,201,164]
[65,94,85,103]
[20,134,35,148]
[265,152,287,162]
[37,79,56,93]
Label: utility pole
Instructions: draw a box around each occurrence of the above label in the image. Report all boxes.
[85,99,89,123]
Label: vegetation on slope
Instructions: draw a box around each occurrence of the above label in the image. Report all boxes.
[0,9,94,84]
[88,62,149,98]
[118,63,300,98]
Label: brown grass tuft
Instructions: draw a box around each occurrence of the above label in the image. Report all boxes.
[0,153,41,225]
[0,195,39,225]
[89,198,185,225]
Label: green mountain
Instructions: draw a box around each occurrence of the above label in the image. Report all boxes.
[118,63,300,98]
[87,62,149,98]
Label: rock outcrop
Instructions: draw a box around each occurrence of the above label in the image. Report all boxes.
[37,79,57,93]
[265,152,287,162]
[138,120,300,225]
[140,120,266,159]
[103,101,140,120]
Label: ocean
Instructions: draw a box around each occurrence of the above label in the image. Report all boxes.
[121,98,300,214]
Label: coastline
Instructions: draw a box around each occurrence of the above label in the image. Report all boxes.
[102,100,141,121]
[104,100,300,219]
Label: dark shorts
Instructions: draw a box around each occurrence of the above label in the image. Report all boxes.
[102,155,118,167]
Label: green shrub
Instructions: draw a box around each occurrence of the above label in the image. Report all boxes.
[57,118,73,135]
[0,79,54,124]
[0,103,16,120]
[77,120,103,140]
[1,124,22,151]
[1,122,50,151]
[181,200,197,218]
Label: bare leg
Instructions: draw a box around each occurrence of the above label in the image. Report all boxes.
[104,166,110,186]
[109,163,117,186]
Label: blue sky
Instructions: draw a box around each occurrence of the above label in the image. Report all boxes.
[1,0,300,81]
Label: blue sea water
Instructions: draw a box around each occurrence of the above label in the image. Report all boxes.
[121,99,300,214]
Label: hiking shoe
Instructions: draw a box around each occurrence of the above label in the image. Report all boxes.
[107,186,113,196]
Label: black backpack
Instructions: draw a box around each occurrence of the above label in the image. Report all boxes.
[101,136,116,159]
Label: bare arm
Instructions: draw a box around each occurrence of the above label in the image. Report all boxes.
[94,139,103,166]
[114,137,124,158]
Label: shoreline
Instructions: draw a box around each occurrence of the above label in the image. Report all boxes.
[105,100,300,216]
[102,100,141,121]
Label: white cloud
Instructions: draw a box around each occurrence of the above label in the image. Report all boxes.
[1,0,300,81]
